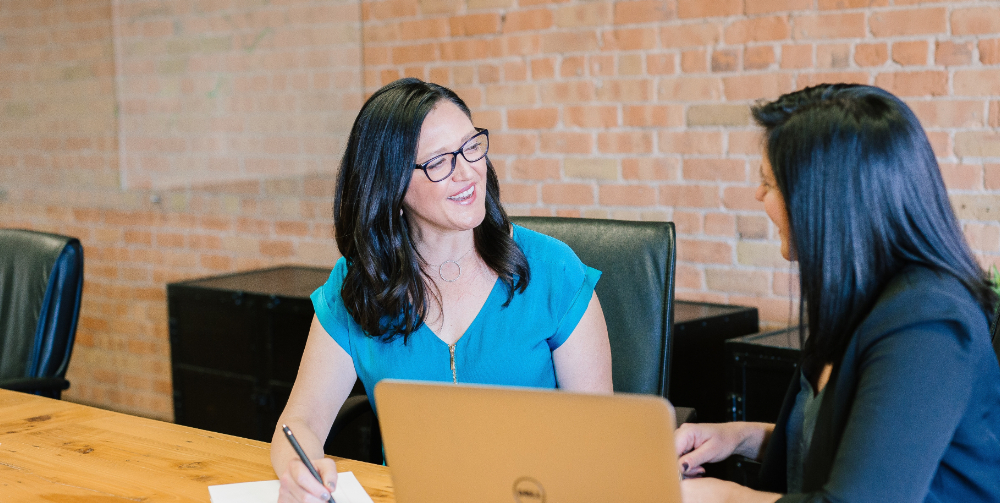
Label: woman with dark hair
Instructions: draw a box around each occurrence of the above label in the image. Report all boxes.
[675,84,1000,502]
[270,78,612,502]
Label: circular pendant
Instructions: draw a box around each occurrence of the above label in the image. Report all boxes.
[438,260,462,282]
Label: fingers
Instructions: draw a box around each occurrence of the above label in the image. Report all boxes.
[280,459,334,502]
[315,458,339,493]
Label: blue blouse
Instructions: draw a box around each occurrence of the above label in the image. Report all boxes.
[310,224,601,412]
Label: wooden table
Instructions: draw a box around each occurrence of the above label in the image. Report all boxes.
[0,389,395,502]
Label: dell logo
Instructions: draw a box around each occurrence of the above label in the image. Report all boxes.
[512,477,545,503]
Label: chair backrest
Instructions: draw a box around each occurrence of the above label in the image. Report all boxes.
[510,217,676,397]
[0,229,84,382]
[991,304,1000,362]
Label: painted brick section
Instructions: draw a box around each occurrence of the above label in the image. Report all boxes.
[8,0,1000,419]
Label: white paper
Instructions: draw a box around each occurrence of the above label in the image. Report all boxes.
[208,471,374,503]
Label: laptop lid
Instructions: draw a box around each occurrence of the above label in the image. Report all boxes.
[374,380,682,503]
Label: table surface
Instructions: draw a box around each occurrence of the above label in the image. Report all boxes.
[0,389,394,502]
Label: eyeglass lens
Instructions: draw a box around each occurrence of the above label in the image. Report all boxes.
[422,132,489,182]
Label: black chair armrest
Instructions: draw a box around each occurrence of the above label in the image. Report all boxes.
[675,406,696,427]
[330,395,373,438]
[0,377,70,395]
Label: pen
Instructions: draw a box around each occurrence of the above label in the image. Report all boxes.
[282,424,336,502]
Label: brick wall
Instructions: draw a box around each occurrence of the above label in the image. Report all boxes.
[3,0,1000,420]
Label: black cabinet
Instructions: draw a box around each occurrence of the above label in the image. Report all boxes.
[725,327,801,423]
[669,301,759,423]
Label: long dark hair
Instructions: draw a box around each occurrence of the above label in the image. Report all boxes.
[752,84,997,380]
[334,78,529,342]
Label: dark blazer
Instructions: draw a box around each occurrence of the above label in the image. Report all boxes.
[758,266,1000,502]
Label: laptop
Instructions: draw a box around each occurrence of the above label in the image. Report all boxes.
[374,380,683,503]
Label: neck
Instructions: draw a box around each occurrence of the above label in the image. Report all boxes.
[411,227,477,266]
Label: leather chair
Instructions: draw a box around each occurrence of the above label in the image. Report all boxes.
[0,229,84,399]
[328,216,685,463]
[991,304,1000,361]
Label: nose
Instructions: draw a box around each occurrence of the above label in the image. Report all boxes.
[754,184,766,202]
[450,152,478,181]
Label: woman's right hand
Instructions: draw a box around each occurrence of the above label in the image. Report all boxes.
[674,422,773,476]
[277,457,339,503]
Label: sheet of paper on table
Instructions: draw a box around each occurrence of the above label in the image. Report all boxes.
[208,471,374,503]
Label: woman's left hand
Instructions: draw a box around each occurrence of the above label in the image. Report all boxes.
[681,477,781,503]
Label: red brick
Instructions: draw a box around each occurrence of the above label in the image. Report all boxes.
[624,105,683,127]
[561,56,586,78]
[722,186,759,211]
[622,158,680,181]
[796,72,869,88]
[673,211,703,235]
[939,163,983,191]
[780,43,812,69]
[614,0,675,24]
[594,78,652,102]
[541,183,595,205]
[540,31,599,53]
[540,81,595,103]
[985,164,1000,190]
[747,0,811,15]
[815,43,850,69]
[678,0,742,19]
[677,238,732,264]
[712,49,739,72]
[499,182,539,204]
[980,39,1000,65]
[511,158,561,180]
[599,185,656,206]
[530,57,556,79]
[485,84,536,106]
[646,53,676,75]
[792,13,865,39]
[260,239,294,258]
[681,50,707,73]
[935,41,972,66]
[683,159,746,182]
[660,184,721,208]
[725,16,790,44]
[723,73,794,101]
[490,132,537,156]
[659,131,723,155]
[892,40,928,66]
[555,3,613,28]
[540,132,593,154]
[602,27,657,51]
[449,13,500,36]
[908,100,985,129]
[952,7,1000,36]
[508,107,558,129]
[818,0,888,9]
[855,43,887,67]
[874,71,947,97]
[565,105,619,128]
[954,70,1000,97]
[660,23,722,48]
[598,131,654,154]
[658,76,723,101]
[872,8,947,36]
[745,46,776,70]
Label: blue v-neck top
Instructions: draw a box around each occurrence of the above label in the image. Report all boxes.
[310,224,602,412]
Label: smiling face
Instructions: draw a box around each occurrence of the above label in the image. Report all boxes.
[755,155,793,261]
[403,101,487,240]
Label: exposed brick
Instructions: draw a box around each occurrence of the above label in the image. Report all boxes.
[603,27,658,51]
[738,215,770,240]
[744,46,776,70]
[599,184,656,206]
[677,238,732,264]
[659,76,723,101]
[565,158,618,179]
[816,43,851,69]
[646,53,677,75]
[952,6,1000,36]
[706,268,770,295]
[507,107,558,129]
[723,73,794,101]
[597,131,654,154]
[935,41,972,67]
[891,41,928,66]
[660,23,722,48]
[792,13,865,40]
[510,158,561,180]
[540,131,593,154]
[565,105,619,128]
[555,2,613,28]
[748,0,812,15]
[874,71,947,97]
[622,158,680,181]
[908,100,985,129]
[683,159,746,182]
[870,8,946,37]
[614,0,675,25]
[541,183,595,205]
[681,50,707,73]
[955,132,1000,158]
[780,43,813,69]
[678,0,742,19]
[939,163,983,191]
[659,131,724,155]
[979,38,1000,65]
[660,183,721,208]
[711,49,739,72]
[687,104,751,126]
[854,43,887,67]
[954,69,1000,97]
[502,8,553,32]
[725,16,790,44]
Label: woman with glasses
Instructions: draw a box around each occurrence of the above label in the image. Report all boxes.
[271,78,613,502]
[674,84,1000,502]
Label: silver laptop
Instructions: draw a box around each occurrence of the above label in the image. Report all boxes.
[374,380,682,503]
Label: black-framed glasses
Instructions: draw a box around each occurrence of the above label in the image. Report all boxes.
[414,128,489,182]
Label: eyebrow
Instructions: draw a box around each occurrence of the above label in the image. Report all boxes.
[421,130,479,160]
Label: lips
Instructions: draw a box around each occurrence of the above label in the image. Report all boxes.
[447,184,475,202]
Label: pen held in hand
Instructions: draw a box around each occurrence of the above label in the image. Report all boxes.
[282,424,335,502]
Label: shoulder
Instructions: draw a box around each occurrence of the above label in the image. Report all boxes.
[512,223,583,269]
[854,266,989,349]
[312,257,350,316]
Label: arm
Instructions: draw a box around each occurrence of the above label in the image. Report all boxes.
[271,315,358,502]
[552,292,613,394]
[786,320,978,503]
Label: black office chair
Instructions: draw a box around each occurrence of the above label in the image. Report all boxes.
[991,303,1000,362]
[0,229,84,399]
